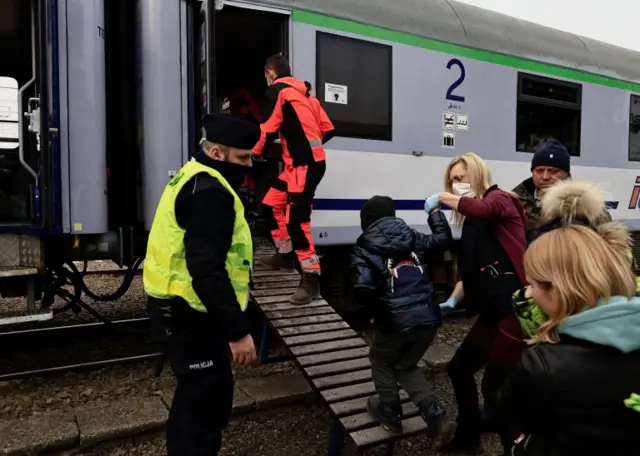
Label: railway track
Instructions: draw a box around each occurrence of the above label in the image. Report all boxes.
[0,317,162,382]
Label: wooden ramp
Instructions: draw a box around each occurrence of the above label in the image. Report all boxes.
[252,237,428,456]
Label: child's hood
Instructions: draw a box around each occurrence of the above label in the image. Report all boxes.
[358,217,416,257]
[558,295,640,353]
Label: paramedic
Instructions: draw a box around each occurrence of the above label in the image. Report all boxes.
[253,54,335,305]
[143,113,259,455]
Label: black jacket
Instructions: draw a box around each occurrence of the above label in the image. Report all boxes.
[349,211,452,333]
[497,296,640,455]
[173,153,251,343]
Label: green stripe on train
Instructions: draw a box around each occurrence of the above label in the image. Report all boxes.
[293,9,640,93]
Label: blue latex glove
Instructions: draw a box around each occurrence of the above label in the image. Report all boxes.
[424,194,440,213]
[439,297,457,316]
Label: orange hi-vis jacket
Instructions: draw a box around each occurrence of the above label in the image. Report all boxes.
[253,77,334,168]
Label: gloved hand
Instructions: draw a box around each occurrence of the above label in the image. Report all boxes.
[439,296,457,316]
[424,194,440,213]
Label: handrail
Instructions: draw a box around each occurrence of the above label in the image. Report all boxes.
[17,0,38,180]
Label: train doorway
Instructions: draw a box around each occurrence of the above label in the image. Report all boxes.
[0,0,41,226]
[208,2,290,225]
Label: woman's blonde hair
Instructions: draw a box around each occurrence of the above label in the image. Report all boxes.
[444,153,494,226]
[524,223,635,344]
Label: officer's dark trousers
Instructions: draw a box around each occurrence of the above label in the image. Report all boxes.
[165,301,234,456]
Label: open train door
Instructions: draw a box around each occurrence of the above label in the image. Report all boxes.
[0,0,60,231]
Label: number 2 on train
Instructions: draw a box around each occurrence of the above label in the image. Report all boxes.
[446,58,466,102]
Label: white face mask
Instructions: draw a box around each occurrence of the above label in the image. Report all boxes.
[452,182,474,197]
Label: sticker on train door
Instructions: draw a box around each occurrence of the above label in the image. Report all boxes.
[442,131,455,148]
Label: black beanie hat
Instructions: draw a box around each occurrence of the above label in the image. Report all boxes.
[531,140,571,174]
[360,196,395,231]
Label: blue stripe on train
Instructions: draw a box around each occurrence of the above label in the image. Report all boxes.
[312,198,620,211]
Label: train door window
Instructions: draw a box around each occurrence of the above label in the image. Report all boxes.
[629,95,640,161]
[316,32,392,141]
[515,73,582,156]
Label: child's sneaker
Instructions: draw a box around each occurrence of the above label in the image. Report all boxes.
[366,395,403,434]
[421,401,457,449]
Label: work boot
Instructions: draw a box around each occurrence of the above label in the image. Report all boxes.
[367,395,402,434]
[421,402,457,450]
[289,272,320,305]
[259,252,295,272]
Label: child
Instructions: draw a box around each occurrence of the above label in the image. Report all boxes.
[349,195,456,448]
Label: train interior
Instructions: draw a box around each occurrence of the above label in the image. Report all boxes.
[0,0,39,226]
[212,5,289,226]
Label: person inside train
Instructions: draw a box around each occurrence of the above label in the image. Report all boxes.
[253,54,335,305]
[512,139,574,243]
[227,85,263,220]
[143,113,259,456]
[497,223,640,456]
[426,152,528,454]
[349,195,456,449]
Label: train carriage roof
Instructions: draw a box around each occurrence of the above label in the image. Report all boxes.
[259,0,640,86]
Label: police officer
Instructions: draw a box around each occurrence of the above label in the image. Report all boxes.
[143,113,259,455]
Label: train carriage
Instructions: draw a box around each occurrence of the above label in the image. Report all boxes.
[1,0,640,324]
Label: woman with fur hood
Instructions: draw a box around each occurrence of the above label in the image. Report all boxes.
[512,180,640,338]
[496,220,640,455]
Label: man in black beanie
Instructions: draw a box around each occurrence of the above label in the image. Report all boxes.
[512,139,572,243]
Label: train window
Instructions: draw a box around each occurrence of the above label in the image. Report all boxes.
[516,73,582,156]
[629,95,640,161]
[315,31,392,141]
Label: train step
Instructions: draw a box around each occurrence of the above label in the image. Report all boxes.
[0,309,53,326]
[0,266,39,278]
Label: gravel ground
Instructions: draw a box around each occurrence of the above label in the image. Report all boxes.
[84,378,502,456]
[0,353,299,421]
[0,316,474,422]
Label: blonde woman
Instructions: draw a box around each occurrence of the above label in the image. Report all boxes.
[427,153,527,454]
[497,224,640,456]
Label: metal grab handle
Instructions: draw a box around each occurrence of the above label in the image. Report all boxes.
[17,0,38,180]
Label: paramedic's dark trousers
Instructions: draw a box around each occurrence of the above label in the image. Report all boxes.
[165,301,233,456]
[370,326,438,409]
[446,313,525,448]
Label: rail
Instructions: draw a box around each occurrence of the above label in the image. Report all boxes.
[0,317,161,382]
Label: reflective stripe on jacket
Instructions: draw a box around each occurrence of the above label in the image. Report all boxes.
[143,159,253,312]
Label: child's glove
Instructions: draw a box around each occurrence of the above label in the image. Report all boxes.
[439,296,457,316]
[424,194,440,213]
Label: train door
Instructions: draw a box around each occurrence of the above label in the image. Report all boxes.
[0,0,60,231]
[208,1,290,223]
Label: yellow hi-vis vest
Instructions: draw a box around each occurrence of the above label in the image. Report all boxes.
[143,159,253,312]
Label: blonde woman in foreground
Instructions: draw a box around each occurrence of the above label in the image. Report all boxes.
[497,223,640,456]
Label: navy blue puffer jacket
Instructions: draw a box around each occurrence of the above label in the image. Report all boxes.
[349,211,453,333]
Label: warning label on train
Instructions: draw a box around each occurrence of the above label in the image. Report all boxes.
[442,111,455,130]
[325,83,348,105]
